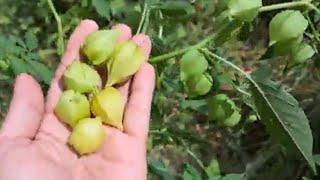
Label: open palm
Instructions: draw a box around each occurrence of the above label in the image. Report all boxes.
[0,20,155,180]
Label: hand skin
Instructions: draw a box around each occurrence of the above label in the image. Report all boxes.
[0,20,155,180]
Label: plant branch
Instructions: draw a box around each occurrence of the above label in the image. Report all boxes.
[136,2,148,34]
[142,9,151,34]
[150,0,320,63]
[47,0,64,56]
[259,0,312,13]
[150,22,233,63]
[259,0,320,15]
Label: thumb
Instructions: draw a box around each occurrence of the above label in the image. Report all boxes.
[0,73,44,140]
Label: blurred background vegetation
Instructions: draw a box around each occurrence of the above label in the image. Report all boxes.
[0,0,320,179]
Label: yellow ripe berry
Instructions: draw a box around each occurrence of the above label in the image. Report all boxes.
[91,87,125,130]
[69,117,105,155]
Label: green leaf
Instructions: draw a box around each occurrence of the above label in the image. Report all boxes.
[269,10,308,45]
[27,60,53,85]
[10,57,29,75]
[288,43,315,67]
[214,20,243,46]
[220,173,244,180]
[154,0,195,19]
[313,154,320,166]
[180,99,207,110]
[92,0,111,19]
[24,31,38,50]
[180,50,208,81]
[183,164,202,180]
[250,79,316,173]
[148,159,174,180]
[228,0,262,22]
[206,159,220,177]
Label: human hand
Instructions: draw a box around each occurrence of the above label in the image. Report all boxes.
[0,20,155,180]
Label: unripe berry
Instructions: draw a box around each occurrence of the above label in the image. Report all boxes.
[69,117,105,155]
[64,61,101,93]
[54,90,90,127]
[106,41,145,86]
[82,30,120,65]
[91,87,125,130]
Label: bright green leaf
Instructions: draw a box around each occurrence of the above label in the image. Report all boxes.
[148,159,174,180]
[269,10,308,45]
[206,159,220,177]
[220,173,244,180]
[24,31,38,50]
[228,0,262,22]
[183,164,202,180]
[27,60,53,85]
[10,57,29,75]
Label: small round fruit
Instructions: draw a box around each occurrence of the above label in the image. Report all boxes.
[69,117,105,155]
[106,41,145,86]
[64,61,101,93]
[91,87,125,130]
[54,90,90,127]
[186,74,212,97]
[81,30,120,65]
[219,110,241,127]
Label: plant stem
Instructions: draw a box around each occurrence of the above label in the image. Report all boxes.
[181,140,206,171]
[158,10,164,39]
[136,2,148,34]
[47,0,64,56]
[142,9,151,34]
[259,0,312,13]
[306,14,320,45]
[150,22,233,63]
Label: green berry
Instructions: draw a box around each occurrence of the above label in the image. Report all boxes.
[106,41,145,87]
[82,30,120,65]
[208,94,241,127]
[180,50,208,81]
[69,117,105,155]
[228,0,262,22]
[54,90,90,127]
[186,74,212,97]
[269,10,308,45]
[64,61,101,93]
[91,87,125,130]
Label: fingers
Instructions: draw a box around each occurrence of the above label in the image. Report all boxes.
[46,19,99,113]
[123,63,155,139]
[131,34,152,60]
[112,24,132,42]
[0,74,44,140]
